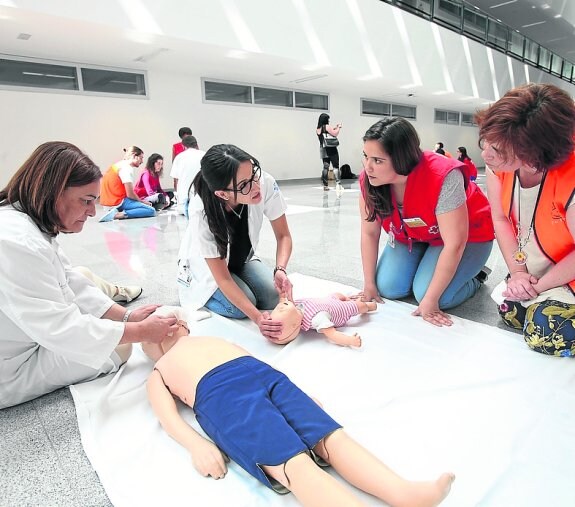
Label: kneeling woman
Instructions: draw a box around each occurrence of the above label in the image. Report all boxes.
[359,118,495,326]
[177,144,293,341]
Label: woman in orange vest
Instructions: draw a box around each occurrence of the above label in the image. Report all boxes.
[477,83,575,356]
[359,117,494,327]
[99,146,156,221]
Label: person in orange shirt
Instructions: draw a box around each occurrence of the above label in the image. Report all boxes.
[99,146,156,222]
[478,83,575,356]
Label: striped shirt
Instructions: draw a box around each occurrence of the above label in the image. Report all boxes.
[296,295,360,331]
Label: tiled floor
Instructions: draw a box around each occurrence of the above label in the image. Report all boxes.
[0,174,511,507]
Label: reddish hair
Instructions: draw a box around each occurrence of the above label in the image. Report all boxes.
[475,83,575,171]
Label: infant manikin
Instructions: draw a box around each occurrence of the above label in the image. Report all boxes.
[270,293,377,347]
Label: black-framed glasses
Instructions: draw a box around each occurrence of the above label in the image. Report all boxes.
[223,165,261,195]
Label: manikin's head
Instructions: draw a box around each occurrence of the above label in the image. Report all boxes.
[270,297,304,345]
[142,306,191,362]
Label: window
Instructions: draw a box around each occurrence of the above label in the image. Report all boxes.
[0,56,147,97]
[254,87,293,107]
[463,7,487,41]
[509,31,525,58]
[0,58,78,90]
[563,61,573,82]
[524,39,538,64]
[361,100,391,117]
[203,79,328,110]
[461,112,477,127]
[538,47,551,71]
[486,19,508,51]
[435,0,462,30]
[294,91,328,110]
[550,55,563,76]
[435,109,460,125]
[361,99,416,119]
[81,68,146,96]
[204,81,251,104]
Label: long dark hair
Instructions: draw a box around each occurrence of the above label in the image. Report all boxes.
[0,141,101,236]
[317,113,330,129]
[362,117,422,220]
[145,153,164,177]
[457,146,470,162]
[191,144,258,258]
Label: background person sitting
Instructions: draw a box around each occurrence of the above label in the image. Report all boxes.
[99,146,156,221]
[134,153,174,210]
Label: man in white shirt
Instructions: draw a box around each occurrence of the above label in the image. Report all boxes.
[170,136,205,216]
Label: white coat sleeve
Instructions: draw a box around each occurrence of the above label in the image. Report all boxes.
[0,235,124,369]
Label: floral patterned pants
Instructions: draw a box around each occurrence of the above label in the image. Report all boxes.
[499,299,575,357]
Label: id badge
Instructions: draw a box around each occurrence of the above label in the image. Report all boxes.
[388,229,396,248]
[403,217,428,228]
[177,261,192,288]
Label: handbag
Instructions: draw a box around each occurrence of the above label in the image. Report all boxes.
[324,134,339,148]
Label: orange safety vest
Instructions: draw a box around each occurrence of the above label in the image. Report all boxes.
[100,163,127,206]
[498,150,575,292]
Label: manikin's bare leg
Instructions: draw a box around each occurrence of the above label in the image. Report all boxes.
[263,453,366,507]
[314,430,454,507]
[321,327,362,347]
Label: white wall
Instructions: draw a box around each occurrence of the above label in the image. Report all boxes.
[0,71,482,188]
[1,0,572,185]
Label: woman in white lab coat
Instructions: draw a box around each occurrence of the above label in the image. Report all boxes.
[0,141,179,409]
[177,144,293,341]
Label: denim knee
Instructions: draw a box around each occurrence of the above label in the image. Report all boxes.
[377,278,412,300]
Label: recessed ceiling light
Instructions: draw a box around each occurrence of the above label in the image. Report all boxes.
[554,14,562,18]
[291,74,327,84]
[133,47,169,62]
[17,33,31,40]
[490,0,517,8]
[521,21,546,28]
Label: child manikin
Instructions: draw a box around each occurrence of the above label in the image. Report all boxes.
[270,293,377,347]
[143,307,454,507]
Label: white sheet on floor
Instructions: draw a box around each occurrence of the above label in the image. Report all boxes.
[71,274,575,507]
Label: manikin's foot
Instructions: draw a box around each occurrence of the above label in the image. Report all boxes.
[394,473,455,507]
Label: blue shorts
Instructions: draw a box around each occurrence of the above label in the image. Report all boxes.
[193,356,342,493]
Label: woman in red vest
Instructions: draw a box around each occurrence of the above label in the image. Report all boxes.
[477,83,575,356]
[359,117,494,327]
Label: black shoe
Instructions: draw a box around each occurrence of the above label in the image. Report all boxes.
[475,266,492,284]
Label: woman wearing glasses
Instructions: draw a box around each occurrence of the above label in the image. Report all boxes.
[177,144,293,341]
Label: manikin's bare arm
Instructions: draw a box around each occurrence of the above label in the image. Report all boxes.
[147,370,228,479]
[320,327,362,348]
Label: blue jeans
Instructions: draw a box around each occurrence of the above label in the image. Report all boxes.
[375,240,493,309]
[205,259,279,318]
[118,198,156,219]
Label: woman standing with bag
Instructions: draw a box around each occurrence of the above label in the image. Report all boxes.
[316,113,342,191]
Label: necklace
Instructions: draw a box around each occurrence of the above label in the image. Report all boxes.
[228,203,245,219]
[512,176,535,265]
